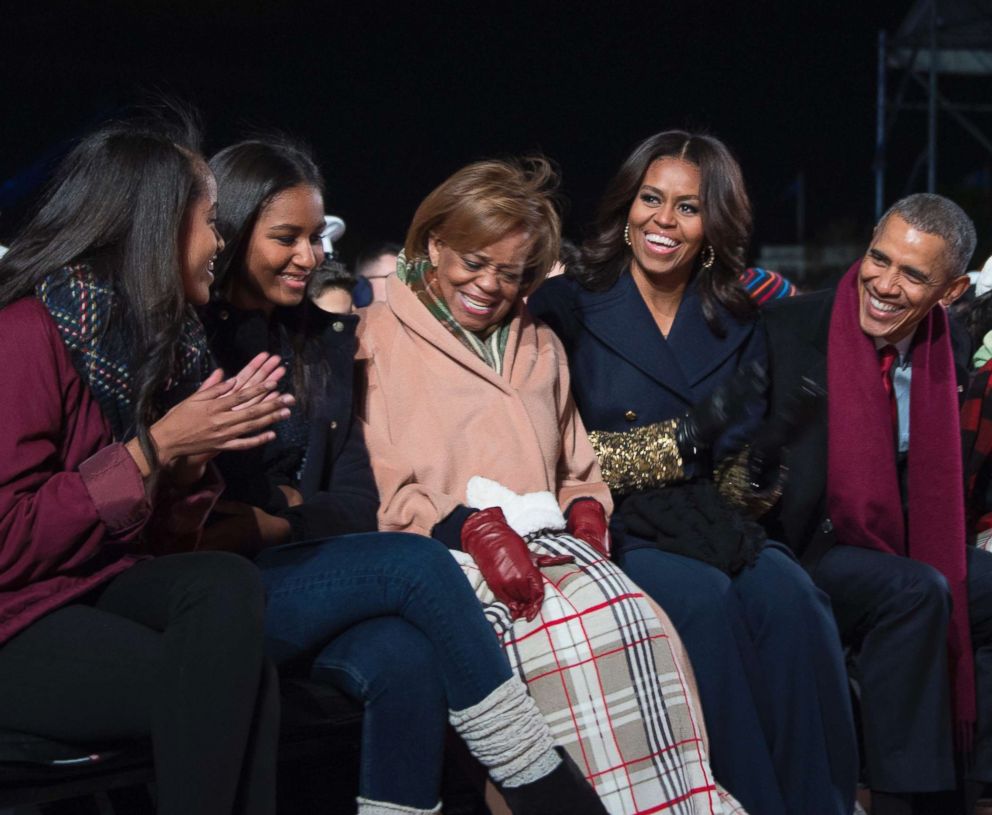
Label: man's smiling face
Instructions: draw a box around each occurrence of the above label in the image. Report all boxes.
[857,213,969,343]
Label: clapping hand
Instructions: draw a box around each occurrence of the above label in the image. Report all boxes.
[127,352,294,479]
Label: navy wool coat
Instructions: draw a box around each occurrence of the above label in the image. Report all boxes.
[528,271,766,464]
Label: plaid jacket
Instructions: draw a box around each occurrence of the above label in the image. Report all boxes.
[962,360,992,531]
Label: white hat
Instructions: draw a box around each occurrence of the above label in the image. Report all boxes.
[976,255,992,297]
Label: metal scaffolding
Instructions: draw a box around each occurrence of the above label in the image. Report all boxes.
[874,0,992,218]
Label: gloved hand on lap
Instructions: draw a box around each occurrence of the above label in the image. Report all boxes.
[461,507,546,621]
[565,498,611,557]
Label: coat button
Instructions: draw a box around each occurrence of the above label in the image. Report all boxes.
[624,410,637,422]
[219,309,229,321]
[329,420,338,430]
[332,321,345,332]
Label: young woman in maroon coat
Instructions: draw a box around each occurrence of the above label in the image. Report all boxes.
[0,114,292,815]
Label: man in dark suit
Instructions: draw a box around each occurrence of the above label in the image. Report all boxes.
[763,193,992,815]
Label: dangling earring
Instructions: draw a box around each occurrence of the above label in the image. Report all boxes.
[700,245,715,270]
[623,223,631,246]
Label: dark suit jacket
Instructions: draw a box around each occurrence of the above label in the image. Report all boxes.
[761,289,972,569]
[760,291,835,567]
[201,299,379,542]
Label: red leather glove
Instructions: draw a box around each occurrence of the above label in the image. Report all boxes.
[566,499,611,557]
[461,507,546,621]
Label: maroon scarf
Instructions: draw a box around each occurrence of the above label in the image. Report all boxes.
[827,261,974,744]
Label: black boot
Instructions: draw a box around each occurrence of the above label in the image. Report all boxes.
[497,747,607,815]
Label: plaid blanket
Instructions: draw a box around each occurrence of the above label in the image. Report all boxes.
[452,533,745,815]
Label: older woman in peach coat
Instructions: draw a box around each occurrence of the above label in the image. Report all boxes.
[358,157,745,815]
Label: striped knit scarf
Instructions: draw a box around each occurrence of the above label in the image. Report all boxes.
[395,250,509,374]
[739,267,797,305]
[36,263,212,440]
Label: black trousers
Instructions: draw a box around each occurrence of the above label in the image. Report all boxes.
[813,544,992,792]
[0,553,278,815]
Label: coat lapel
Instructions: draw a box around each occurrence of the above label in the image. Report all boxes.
[666,280,755,389]
[572,272,692,400]
[572,272,754,402]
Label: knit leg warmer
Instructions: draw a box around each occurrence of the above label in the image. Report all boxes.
[356,797,442,815]
[448,676,560,788]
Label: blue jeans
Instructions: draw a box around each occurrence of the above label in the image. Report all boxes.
[618,542,857,815]
[255,532,513,809]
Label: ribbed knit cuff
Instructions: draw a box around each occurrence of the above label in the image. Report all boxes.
[356,797,441,814]
[449,676,559,787]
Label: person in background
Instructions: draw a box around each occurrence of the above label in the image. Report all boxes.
[359,155,745,814]
[196,138,604,815]
[310,258,357,313]
[548,238,580,279]
[529,129,856,815]
[353,241,401,306]
[0,114,285,815]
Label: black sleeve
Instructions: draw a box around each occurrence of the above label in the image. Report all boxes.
[280,417,380,542]
[526,277,578,349]
[214,447,292,514]
[430,505,478,550]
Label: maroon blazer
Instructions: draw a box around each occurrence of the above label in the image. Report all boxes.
[0,298,220,644]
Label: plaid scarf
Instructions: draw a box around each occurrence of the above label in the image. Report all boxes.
[37,263,212,440]
[395,250,509,373]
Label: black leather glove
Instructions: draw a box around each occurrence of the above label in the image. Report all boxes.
[619,480,765,575]
[676,361,768,465]
[746,376,825,492]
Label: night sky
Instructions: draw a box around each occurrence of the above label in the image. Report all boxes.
[2,1,989,266]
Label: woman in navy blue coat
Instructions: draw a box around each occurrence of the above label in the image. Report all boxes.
[529,130,857,815]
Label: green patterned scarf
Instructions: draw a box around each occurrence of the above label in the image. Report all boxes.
[396,250,510,374]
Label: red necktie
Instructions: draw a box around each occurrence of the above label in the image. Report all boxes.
[879,345,898,436]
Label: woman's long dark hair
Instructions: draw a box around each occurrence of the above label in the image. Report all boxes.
[0,111,207,469]
[209,138,326,411]
[575,130,755,333]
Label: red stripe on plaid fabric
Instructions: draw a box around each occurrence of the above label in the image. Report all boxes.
[584,734,711,779]
[535,612,598,784]
[519,633,671,682]
[541,574,639,801]
[659,605,719,814]
[636,785,722,814]
[543,558,612,591]
[506,592,653,643]
[551,561,666,806]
